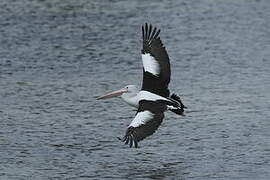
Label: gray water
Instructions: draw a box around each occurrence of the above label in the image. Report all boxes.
[1,0,270,179]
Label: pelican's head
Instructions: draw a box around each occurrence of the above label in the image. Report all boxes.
[96,85,139,100]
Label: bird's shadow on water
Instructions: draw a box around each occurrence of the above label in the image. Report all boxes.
[117,151,189,180]
[123,162,188,180]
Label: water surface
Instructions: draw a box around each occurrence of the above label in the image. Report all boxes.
[0,0,270,179]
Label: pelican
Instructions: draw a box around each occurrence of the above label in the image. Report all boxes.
[97,23,186,148]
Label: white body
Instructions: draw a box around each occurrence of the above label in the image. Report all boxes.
[121,86,168,108]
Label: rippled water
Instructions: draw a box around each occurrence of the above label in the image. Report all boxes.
[1,0,270,179]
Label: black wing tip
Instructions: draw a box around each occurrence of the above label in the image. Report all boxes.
[118,128,139,148]
[142,23,162,53]
[142,23,161,40]
[124,135,139,148]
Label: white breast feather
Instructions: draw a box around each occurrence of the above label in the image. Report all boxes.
[142,53,160,76]
[129,111,153,128]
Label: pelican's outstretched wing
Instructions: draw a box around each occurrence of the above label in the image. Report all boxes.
[141,23,171,97]
[119,100,167,148]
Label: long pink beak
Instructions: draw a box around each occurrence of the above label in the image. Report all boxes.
[96,88,128,100]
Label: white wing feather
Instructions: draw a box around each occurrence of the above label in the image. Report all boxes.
[128,111,154,128]
[141,53,160,76]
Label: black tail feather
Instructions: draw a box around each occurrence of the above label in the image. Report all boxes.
[170,93,187,109]
[169,93,187,116]
[170,108,185,115]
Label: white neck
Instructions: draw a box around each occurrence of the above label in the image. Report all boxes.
[121,92,139,108]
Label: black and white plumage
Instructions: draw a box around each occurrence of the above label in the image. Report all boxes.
[118,100,167,148]
[141,23,171,97]
[97,23,187,148]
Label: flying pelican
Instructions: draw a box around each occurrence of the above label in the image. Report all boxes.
[97,23,186,148]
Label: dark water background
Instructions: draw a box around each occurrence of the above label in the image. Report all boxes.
[1,0,270,179]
